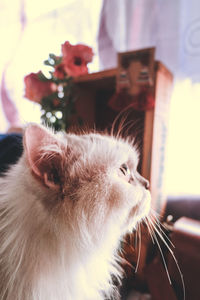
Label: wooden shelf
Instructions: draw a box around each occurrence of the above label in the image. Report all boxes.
[75,68,117,83]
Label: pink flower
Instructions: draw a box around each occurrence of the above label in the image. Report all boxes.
[61,41,93,77]
[24,72,55,103]
[53,63,67,79]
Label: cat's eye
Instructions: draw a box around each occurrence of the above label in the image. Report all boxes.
[119,163,133,183]
[120,163,129,175]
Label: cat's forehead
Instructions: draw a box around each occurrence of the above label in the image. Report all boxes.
[63,132,139,166]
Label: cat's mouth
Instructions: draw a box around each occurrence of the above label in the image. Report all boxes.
[126,189,151,229]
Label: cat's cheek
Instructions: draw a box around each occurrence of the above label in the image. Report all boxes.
[136,189,151,220]
[124,188,151,231]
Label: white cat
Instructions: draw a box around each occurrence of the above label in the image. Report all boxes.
[0,123,151,300]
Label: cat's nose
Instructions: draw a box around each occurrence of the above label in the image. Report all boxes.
[144,179,150,190]
[136,173,150,189]
[139,176,149,189]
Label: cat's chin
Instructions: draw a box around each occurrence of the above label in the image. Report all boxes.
[126,189,151,232]
[138,189,151,218]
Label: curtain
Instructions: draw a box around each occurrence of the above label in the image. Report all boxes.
[0,0,102,132]
[98,0,200,82]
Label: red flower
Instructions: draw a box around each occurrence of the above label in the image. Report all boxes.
[53,63,67,79]
[24,72,55,103]
[53,99,60,107]
[61,41,93,77]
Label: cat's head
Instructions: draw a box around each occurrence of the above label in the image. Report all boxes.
[24,123,151,245]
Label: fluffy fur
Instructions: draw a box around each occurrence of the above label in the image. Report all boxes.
[0,124,151,300]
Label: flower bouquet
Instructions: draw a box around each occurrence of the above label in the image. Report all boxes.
[24,41,94,131]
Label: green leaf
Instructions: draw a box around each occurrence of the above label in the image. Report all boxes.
[39,76,79,131]
[44,60,53,66]
[54,56,62,66]
[37,72,49,81]
[49,53,56,60]
[48,54,62,66]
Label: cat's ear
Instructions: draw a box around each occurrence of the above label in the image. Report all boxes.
[24,124,65,190]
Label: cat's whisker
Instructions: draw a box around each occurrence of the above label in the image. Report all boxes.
[123,119,143,142]
[148,217,174,258]
[110,106,136,137]
[116,119,133,139]
[150,209,169,230]
[111,110,129,139]
[146,218,172,285]
[154,217,175,249]
[154,221,175,248]
[134,227,138,250]
[111,107,143,141]
[148,212,175,248]
[147,216,186,300]
[135,222,141,273]
[144,217,155,244]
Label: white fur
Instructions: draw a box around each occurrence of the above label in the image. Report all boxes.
[0,124,151,300]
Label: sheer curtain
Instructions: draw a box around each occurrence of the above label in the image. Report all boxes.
[98,0,200,196]
[1,0,200,196]
[0,0,102,131]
